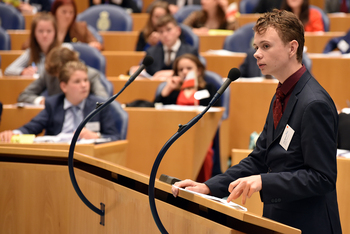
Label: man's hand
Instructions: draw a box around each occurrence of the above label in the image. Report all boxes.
[0,130,15,142]
[227,175,262,205]
[79,128,100,139]
[171,179,210,197]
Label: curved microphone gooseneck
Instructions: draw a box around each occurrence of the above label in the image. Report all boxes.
[67,56,154,223]
[148,68,241,233]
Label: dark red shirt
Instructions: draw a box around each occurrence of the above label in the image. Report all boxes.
[278,65,306,112]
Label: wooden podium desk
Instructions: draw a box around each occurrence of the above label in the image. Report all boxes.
[0,147,300,233]
[1,105,224,180]
[124,107,224,180]
[231,149,350,234]
[0,140,127,166]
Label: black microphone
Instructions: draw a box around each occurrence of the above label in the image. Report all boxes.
[209,68,241,107]
[125,55,154,87]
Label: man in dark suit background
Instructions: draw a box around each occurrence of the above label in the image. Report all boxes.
[145,14,198,78]
[172,9,342,234]
[0,61,119,142]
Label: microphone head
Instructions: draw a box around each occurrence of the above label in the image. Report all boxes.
[142,56,154,67]
[227,68,241,81]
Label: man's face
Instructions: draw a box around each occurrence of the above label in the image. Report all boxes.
[158,22,181,48]
[60,70,90,105]
[253,27,292,79]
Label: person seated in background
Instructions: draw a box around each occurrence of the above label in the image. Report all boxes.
[183,0,237,35]
[148,0,201,14]
[240,47,312,78]
[253,0,282,13]
[3,0,52,13]
[281,0,324,32]
[136,1,171,51]
[5,12,59,76]
[154,53,220,182]
[154,53,218,106]
[144,14,198,78]
[324,0,349,13]
[17,46,109,105]
[89,0,141,13]
[0,61,119,142]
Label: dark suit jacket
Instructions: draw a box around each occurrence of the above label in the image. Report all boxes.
[18,94,120,141]
[145,42,198,76]
[205,70,342,234]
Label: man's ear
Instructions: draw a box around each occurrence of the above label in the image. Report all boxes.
[60,82,67,93]
[289,40,299,57]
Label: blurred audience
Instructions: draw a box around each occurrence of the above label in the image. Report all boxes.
[17,46,109,105]
[0,61,119,142]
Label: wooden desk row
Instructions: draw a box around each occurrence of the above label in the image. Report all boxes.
[6,29,346,53]
[0,105,224,181]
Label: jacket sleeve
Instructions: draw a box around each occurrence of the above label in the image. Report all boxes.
[17,73,47,103]
[4,49,31,76]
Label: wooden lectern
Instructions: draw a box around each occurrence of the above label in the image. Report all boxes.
[0,146,300,233]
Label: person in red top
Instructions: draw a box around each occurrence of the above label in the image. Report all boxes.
[281,0,324,32]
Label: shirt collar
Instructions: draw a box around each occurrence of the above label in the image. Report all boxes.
[63,98,86,111]
[279,65,306,95]
[163,39,181,52]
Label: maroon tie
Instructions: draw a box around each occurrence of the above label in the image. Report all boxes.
[341,0,348,13]
[273,87,285,129]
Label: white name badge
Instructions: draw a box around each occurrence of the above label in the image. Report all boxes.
[86,122,100,132]
[280,124,295,151]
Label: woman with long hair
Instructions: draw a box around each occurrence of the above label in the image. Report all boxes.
[281,0,324,32]
[5,13,59,76]
[51,0,102,50]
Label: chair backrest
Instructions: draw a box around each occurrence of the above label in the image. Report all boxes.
[110,101,128,140]
[223,22,255,53]
[0,3,25,30]
[179,23,199,50]
[76,4,133,31]
[310,5,329,32]
[0,27,11,50]
[174,5,202,23]
[70,42,106,74]
[239,0,259,14]
[87,24,104,44]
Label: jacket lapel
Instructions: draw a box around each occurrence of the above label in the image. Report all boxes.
[268,70,312,145]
